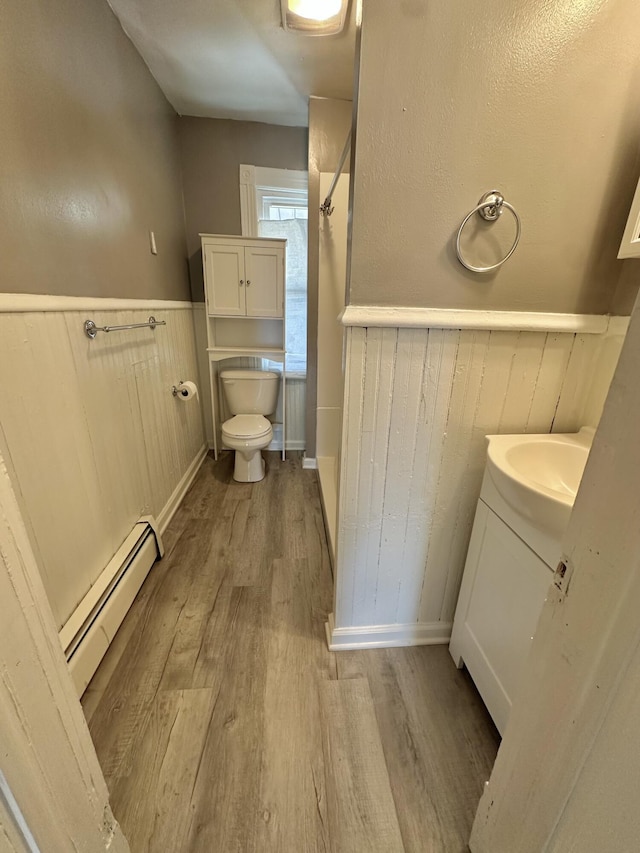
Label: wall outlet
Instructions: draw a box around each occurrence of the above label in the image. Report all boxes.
[149,231,158,255]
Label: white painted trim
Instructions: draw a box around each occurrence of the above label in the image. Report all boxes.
[239,164,258,237]
[325,612,452,650]
[618,172,640,258]
[607,315,630,336]
[0,293,194,313]
[254,165,309,190]
[0,442,129,851]
[340,305,618,334]
[302,455,318,470]
[317,457,337,567]
[156,444,208,534]
[240,164,309,238]
[0,768,41,853]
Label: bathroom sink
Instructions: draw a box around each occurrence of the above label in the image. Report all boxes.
[486,428,593,541]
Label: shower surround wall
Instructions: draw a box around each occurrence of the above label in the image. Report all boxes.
[330,0,640,647]
[306,98,353,461]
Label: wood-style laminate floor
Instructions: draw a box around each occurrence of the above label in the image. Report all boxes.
[83,452,500,853]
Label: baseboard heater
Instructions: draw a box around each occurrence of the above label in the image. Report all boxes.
[59,517,164,697]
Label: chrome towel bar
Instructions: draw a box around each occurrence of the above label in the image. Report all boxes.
[84,316,166,339]
[456,190,521,273]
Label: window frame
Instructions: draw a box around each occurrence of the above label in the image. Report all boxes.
[240,165,308,238]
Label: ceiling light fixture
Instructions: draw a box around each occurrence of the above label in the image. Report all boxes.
[281,0,349,36]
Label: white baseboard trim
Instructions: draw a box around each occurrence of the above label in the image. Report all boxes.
[156,444,208,534]
[325,612,452,650]
[302,455,318,470]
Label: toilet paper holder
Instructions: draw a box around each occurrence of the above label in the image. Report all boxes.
[172,379,198,400]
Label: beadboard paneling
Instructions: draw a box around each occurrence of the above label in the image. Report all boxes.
[284,375,306,449]
[0,306,205,630]
[335,324,622,638]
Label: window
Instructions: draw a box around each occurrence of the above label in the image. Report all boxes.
[240,166,308,374]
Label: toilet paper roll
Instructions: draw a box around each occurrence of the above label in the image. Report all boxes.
[177,380,198,400]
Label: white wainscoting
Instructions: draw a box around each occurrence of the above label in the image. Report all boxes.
[332,317,626,647]
[284,374,306,450]
[0,299,205,631]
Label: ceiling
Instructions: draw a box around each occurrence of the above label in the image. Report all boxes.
[106,0,357,127]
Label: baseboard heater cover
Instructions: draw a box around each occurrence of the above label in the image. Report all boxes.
[59,517,164,697]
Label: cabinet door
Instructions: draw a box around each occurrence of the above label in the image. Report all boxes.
[244,246,284,318]
[204,245,246,316]
[450,501,552,735]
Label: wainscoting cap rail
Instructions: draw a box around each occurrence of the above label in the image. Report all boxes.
[340,305,620,334]
[0,293,193,313]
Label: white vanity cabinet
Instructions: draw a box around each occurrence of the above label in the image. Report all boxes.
[450,473,554,736]
[200,233,287,460]
[203,238,284,318]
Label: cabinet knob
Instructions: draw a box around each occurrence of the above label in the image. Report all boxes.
[246,280,251,286]
[239,280,244,286]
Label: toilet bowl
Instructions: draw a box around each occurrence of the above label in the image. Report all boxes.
[220,369,280,483]
[221,414,273,483]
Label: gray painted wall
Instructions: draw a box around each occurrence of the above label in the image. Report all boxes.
[0,0,189,301]
[177,117,308,301]
[349,0,640,314]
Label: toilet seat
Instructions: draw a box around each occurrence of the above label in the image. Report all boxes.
[222,414,272,440]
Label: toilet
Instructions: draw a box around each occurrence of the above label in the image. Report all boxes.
[220,369,280,482]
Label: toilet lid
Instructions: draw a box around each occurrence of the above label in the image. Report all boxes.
[222,414,272,439]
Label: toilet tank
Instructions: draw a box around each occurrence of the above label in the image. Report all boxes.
[220,369,280,415]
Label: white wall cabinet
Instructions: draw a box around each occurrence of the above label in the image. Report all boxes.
[200,233,287,460]
[450,495,553,736]
[203,240,284,318]
[204,244,245,316]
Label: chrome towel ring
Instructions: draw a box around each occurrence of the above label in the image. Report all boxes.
[455,190,521,273]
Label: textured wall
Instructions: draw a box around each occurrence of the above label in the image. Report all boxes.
[349,0,640,313]
[177,117,308,301]
[0,0,189,300]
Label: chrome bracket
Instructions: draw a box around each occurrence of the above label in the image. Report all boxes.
[320,198,334,217]
[477,190,504,222]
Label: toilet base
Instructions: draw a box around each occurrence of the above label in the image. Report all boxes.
[233,450,265,483]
